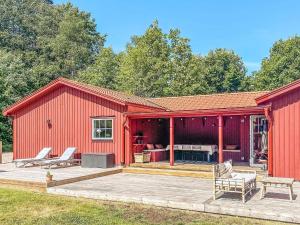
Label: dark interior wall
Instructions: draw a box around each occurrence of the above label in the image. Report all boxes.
[174,117,218,144]
[131,118,169,146]
[131,116,250,162]
[132,116,242,146]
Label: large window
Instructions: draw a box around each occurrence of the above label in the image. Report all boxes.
[92,118,113,140]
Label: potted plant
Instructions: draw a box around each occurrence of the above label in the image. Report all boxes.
[46,171,53,183]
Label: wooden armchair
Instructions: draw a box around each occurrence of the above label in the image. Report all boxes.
[213,160,257,203]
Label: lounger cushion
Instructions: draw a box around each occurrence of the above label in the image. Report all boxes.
[231,172,256,182]
[216,173,256,186]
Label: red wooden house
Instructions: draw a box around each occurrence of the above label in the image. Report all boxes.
[3,77,300,180]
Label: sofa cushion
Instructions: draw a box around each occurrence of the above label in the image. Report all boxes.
[146,144,155,150]
[155,144,163,149]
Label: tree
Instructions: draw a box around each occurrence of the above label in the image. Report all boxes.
[77,47,119,89]
[253,36,300,90]
[49,3,105,77]
[0,50,30,144]
[202,49,248,93]
[0,0,105,144]
[117,21,170,97]
[117,21,210,97]
[163,29,196,96]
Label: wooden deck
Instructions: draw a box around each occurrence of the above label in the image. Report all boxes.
[126,161,267,179]
[0,163,122,191]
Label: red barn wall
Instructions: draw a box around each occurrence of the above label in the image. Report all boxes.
[267,89,300,180]
[13,85,125,165]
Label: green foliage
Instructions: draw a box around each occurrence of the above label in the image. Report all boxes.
[202,49,248,93]
[77,47,119,90]
[2,144,12,152]
[253,36,300,90]
[0,50,30,143]
[0,0,104,144]
[117,21,171,97]
[49,3,105,77]
[116,21,245,97]
[0,0,297,146]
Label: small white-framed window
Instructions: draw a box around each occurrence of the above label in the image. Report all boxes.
[92,118,113,140]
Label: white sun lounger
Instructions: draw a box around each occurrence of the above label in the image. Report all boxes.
[14,147,52,167]
[38,147,78,168]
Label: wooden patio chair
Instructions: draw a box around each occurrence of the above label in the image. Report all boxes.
[213,160,257,203]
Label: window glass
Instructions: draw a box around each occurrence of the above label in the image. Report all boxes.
[92,118,113,140]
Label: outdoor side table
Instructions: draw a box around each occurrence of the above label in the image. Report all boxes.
[260,177,294,201]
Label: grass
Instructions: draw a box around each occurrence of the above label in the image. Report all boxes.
[0,188,288,225]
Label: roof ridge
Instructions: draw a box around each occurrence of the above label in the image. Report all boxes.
[62,78,165,109]
[59,77,130,97]
[148,90,270,100]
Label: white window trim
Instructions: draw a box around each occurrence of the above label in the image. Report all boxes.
[92,117,114,140]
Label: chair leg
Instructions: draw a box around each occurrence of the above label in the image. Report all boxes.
[213,189,217,200]
[260,185,265,199]
[289,185,293,201]
[242,183,246,203]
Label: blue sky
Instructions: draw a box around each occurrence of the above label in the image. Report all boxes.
[54,0,300,73]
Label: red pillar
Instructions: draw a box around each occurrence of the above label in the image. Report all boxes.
[218,115,224,163]
[170,117,174,166]
[13,116,17,160]
[124,118,132,166]
[264,108,273,176]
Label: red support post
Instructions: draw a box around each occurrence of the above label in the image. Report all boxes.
[264,108,273,176]
[218,115,224,163]
[169,117,174,166]
[124,118,131,166]
[13,116,17,160]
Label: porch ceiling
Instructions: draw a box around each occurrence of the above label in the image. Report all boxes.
[126,106,266,119]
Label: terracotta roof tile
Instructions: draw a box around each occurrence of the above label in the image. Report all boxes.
[148,91,269,111]
[58,78,164,109]
[3,77,269,116]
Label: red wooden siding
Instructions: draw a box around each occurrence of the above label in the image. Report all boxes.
[14,85,125,164]
[269,89,300,180]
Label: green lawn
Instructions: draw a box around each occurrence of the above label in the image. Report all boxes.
[0,188,287,225]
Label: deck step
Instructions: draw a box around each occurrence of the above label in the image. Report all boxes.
[124,167,266,180]
[129,163,267,175]
[124,167,213,178]
[129,163,213,172]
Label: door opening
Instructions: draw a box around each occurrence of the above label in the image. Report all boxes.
[250,115,268,169]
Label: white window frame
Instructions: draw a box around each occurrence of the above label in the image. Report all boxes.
[92,117,113,140]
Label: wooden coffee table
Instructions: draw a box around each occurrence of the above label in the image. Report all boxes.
[260,177,294,201]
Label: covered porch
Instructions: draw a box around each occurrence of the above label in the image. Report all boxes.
[125,108,270,171]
